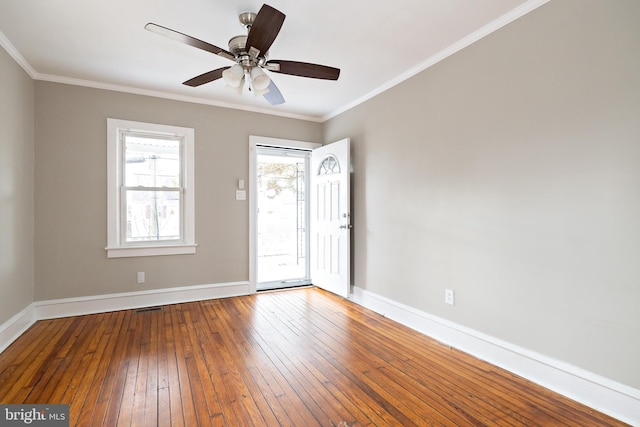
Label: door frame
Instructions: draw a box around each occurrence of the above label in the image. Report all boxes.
[249,136,321,293]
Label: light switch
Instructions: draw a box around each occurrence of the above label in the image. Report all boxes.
[238,179,245,190]
[236,190,246,200]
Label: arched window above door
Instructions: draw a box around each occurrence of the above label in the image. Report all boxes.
[318,155,340,175]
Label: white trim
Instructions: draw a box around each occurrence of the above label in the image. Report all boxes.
[36,73,324,123]
[350,286,640,426]
[106,118,196,258]
[250,135,321,151]
[0,29,37,78]
[249,136,321,294]
[35,281,250,319]
[105,243,198,258]
[0,304,37,354]
[322,0,551,121]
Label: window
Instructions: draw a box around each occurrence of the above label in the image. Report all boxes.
[107,119,196,258]
[318,155,340,175]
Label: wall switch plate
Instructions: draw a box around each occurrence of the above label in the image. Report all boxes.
[236,190,246,200]
[137,272,145,284]
[445,288,455,305]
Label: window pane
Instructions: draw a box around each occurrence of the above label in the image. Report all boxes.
[125,190,181,242]
[124,135,180,187]
[318,155,340,175]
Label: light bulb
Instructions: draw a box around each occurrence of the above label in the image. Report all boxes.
[250,67,271,91]
[225,77,245,94]
[222,64,244,88]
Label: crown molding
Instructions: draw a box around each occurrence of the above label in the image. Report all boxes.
[0,29,37,78]
[322,0,551,122]
[35,73,324,122]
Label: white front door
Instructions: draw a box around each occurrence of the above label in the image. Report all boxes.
[310,138,351,298]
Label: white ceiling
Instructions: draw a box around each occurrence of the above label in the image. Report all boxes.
[0,0,547,121]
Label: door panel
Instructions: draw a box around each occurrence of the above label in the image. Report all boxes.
[310,139,350,298]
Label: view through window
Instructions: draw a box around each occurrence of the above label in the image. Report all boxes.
[123,134,182,243]
[257,152,309,286]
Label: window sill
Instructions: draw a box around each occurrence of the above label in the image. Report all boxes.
[106,244,197,258]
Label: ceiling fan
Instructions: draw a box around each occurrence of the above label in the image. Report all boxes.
[145,4,340,105]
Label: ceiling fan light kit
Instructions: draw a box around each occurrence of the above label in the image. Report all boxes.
[250,67,271,91]
[145,3,340,106]
[221,64,244,88]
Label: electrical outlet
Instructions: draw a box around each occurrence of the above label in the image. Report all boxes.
[445,289,455,305]
[137,272,145,284]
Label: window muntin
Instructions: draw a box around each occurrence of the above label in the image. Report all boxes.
[318,155,340,175]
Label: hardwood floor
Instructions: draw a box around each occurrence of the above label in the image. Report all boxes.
[0,287,626,426]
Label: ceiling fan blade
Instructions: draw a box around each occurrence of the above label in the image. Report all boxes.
[245,4,285,56]
[183,67,229,87]
[263,80,285,105]
[145,23,236,62]
[265,60,340,80]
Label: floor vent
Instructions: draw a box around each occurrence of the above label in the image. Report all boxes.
[135,306,164,313]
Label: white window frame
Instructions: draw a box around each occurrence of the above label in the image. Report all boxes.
[106,118,196,258]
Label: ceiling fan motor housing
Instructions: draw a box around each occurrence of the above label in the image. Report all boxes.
[228,35,248,57]
[228,34,269,68]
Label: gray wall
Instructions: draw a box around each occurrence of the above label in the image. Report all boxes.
[0,46,35,324]
[324,0,640,389]
[34,82,322,300]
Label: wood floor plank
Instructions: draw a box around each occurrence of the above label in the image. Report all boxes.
[290,289,567,425]
[254,301,398,424]
[0,287,629,426]
[221,301,324,425]
[271,291,473,425]
[1,317,76,403]
[247,297,338,425]
[219,298,325,427]
[200,302,279,427]
[114,309,145,427]
[166,305,199,427]
[156,308,175,427]
[92,311,133,426]
[181,307,220,426]
[281,310,462,425]
[29,316,102,402]
[47,312,114,405]
[301,306,516,425]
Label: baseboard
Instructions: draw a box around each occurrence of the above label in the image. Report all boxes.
[0,281,251,354]
[0,303,37,354]
[350,286,640,426]
[35,281,251,319]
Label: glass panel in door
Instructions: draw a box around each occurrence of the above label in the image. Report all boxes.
[256,149,311,289]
